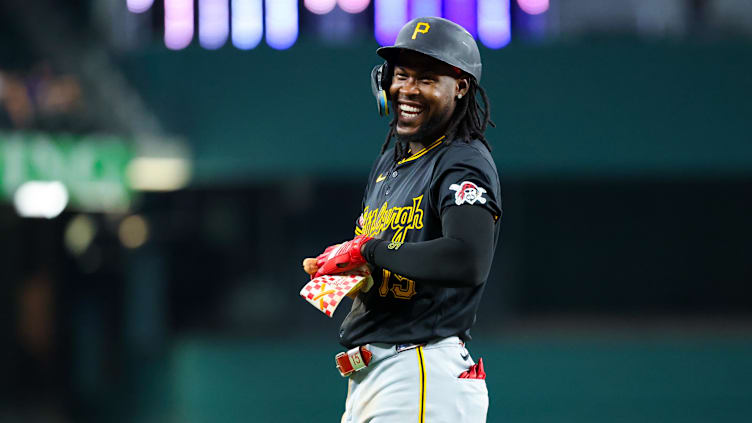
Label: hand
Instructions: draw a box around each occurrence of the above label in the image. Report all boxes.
[314,235,373,278]
[302,258,318,276]
[302,244,341,276]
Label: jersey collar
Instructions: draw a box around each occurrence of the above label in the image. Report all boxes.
[397,135,446,165]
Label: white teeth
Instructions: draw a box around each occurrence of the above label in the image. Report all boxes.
[399,104,422,113]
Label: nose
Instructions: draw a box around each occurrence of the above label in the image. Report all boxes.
[398,77,420,96]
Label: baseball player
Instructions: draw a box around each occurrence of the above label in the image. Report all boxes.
[304,17,501,423]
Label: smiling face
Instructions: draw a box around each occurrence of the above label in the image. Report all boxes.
[389,50,469,145]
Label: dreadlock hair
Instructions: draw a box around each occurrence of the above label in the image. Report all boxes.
[379,77,494,163]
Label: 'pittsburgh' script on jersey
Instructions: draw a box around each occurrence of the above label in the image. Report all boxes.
[358,195,424,242]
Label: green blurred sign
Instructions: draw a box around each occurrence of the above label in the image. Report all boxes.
[0,132,134,211]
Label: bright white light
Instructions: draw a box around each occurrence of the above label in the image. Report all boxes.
[338,0,370,14]
[478,0,511,49]
[374,0,408,46]
[199,0,229,49]
[126,157,191,191]
[517,0,548,15]
[165,0,194,50]
[409,0,440,19]
[127,0,154,13]
[14,181,69,219]
[232,0,263,49]
[305,0,337,15]
[265,0,298,50]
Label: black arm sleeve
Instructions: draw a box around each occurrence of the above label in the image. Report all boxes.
[362,205,495,287]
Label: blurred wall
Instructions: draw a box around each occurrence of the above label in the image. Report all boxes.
[162,337,752,423]
[117,39,752,181]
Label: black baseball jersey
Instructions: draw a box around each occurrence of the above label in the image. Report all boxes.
[339,136,502,348]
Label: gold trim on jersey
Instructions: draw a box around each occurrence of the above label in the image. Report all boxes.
[417,346,426,423]
[398,135,446,165]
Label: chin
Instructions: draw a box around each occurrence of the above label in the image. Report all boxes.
[395,129,423,144]
[396,120,429,141]
[396,112,447,145]
[397,123,440,145]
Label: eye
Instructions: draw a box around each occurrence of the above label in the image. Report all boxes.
[394,72,408,80]
[419,74,437,83]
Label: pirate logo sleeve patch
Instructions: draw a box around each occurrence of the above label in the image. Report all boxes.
[449,181,487,206]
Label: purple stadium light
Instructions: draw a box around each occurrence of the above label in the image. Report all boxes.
[127,0,154,13]
[305,0,337,15]
[408,0,441,20]
[338,0,371,14]
[478,0,511,48]
[232,0,263,49]
[199,0,229,49]
[164,0,194,50]
[265,0,298,50]
[374,0,408,46]
[517,0,549,15]
[443,0,476,37]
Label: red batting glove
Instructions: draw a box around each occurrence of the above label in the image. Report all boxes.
[459,358,486,379]
[476,357,486,379]
[316,244,339,263]
[314,235,373,278]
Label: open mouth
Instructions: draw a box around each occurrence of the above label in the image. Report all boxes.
[398,103,424,120]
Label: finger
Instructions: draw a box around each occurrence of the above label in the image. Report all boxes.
[303,258,319,275]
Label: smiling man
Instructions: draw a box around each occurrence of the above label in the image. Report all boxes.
[304,17,501,423]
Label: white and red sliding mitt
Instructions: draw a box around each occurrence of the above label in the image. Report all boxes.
[299,267,373,317]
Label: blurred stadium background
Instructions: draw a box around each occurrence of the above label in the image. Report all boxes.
[1,0,751,422]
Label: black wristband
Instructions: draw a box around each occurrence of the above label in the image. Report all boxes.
[362,238,384,264]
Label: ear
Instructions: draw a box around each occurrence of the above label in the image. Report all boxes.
[455,77,470,100]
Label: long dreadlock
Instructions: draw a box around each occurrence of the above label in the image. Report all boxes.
[379,78,494,163]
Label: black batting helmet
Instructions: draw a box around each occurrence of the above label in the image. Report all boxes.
[370,17,482,117]
[378,16,482,82]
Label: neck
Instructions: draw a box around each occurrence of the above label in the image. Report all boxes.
[407,110,460,155]
[406,126,449,156]
[408,141,425,155]
[408,134,445,156]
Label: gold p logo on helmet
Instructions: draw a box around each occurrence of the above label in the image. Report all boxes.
[411,22,430,39]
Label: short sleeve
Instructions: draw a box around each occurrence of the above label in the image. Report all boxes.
[431,144,502,222]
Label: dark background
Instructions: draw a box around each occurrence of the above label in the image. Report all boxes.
[1,1,751,422]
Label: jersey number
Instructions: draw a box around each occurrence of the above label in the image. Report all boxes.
[379,269,417,300]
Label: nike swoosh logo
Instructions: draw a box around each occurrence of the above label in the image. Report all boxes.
[461,351,470,360]
[376,174,386,182]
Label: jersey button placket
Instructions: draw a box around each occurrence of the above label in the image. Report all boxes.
[384,164,400,196]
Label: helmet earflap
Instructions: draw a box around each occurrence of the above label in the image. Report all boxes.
[370,62,393,117]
